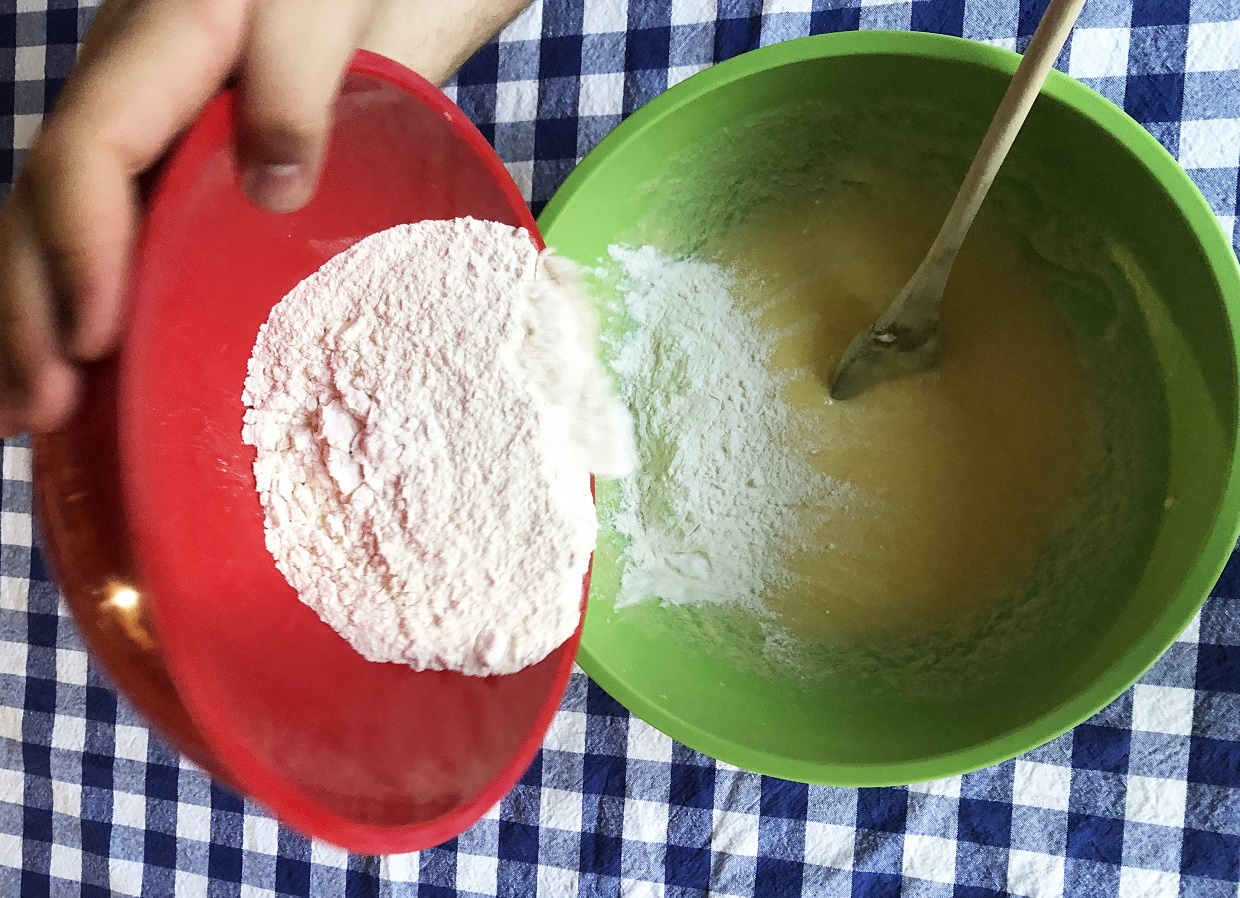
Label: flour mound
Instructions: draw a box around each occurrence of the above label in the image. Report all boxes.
[242,217,630,676]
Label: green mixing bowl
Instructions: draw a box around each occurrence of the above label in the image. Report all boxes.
[539,31,1240,785]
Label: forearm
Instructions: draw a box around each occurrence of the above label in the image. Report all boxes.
[362,0,535,86]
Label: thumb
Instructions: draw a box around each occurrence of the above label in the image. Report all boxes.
[235,0,374,214]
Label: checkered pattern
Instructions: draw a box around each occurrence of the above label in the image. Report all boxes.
[1,1,1237,895]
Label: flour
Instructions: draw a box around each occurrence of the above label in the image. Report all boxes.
[242,218,632,676]
[605,245,832,609]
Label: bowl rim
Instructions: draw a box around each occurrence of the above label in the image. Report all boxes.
[539,29,1240,786]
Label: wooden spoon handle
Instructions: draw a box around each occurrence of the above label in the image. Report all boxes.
[907,0,1089,315]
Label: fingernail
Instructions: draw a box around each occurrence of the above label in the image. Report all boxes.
[241,163,311,214]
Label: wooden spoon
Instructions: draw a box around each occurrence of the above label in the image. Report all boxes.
[828,0,1089,400]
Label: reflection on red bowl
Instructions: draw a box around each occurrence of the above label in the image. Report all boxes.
[34,51,585,854]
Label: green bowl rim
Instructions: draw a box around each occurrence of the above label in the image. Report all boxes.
[538,30,1240,786]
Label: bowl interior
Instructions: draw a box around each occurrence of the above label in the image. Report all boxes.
[33,358,230,782]
[540,32,1240,783]
[117,55,580,851]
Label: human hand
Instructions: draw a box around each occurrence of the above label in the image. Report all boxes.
[1,0,533,437]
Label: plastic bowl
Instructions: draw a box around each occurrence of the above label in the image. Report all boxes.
[539,31,1240,785]
[35,51,583,853]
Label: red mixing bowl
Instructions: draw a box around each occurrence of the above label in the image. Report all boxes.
[33,50,585,853]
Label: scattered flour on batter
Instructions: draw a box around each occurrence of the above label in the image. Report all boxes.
[605,245,835,610]
[242,218,633,676]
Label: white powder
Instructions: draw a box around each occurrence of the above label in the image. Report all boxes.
[606,245,829,609]
[242,218,632,676]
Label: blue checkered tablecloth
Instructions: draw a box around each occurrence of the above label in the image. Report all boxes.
[1,1,1238,896]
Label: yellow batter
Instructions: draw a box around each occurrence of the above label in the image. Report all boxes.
[715,185,1096,638]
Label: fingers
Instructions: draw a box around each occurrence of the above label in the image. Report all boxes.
[20,145,136,363]
[0,190,80,436]
[24,0,248,362]
[236,0,375,213]
[2,0,375,434]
